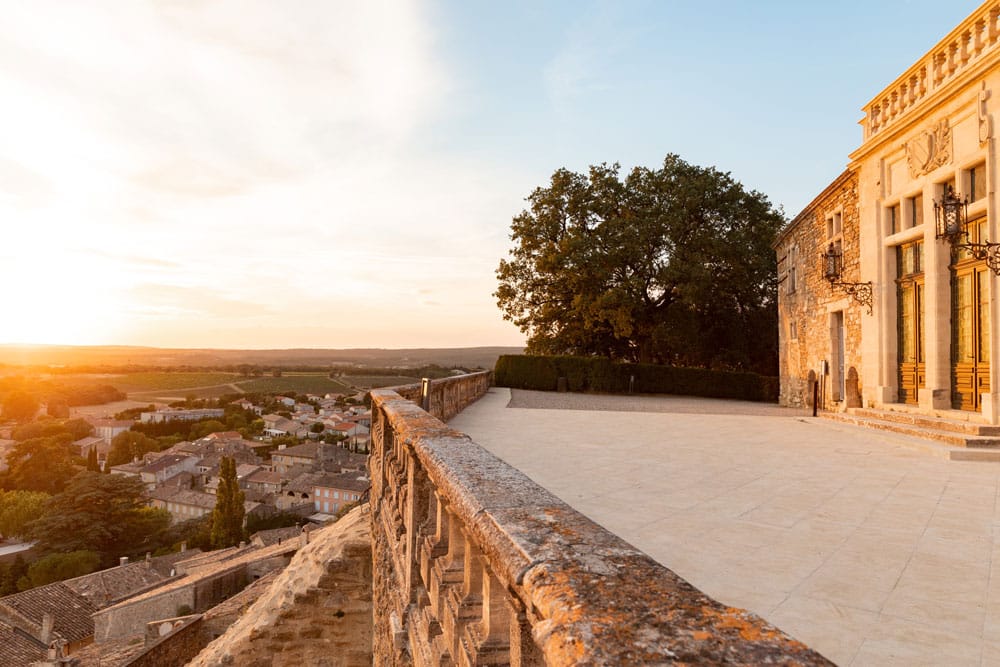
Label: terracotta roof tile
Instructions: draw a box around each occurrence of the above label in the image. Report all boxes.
[0,620,46,665]
[0,582,97,644]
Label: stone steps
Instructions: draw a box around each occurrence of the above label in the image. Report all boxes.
[847,407,1000,436]
[820,410,1000,462]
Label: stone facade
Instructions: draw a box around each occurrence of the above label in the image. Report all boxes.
[777,3,1000,422]
[775,170,864,410]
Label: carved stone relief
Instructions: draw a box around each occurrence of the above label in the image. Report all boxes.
[906,119,952,178]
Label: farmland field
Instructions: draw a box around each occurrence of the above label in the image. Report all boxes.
[102,372,240,391]
[235,375,354,395]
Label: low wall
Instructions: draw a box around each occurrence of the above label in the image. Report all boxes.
[385,370,492,422]
[369,382,833,665]
[94,565,248,642]
[124,616,207,667]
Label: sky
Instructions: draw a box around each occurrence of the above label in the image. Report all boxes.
[0,0,985,349]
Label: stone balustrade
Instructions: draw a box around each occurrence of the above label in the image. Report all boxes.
[369,376,832,665]
[387,371,492,423]
[863,3,1000,139]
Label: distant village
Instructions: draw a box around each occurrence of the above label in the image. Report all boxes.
[113,395,370,524]
[0,390,373,665]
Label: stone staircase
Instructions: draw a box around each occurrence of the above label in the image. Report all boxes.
[820,407,1000,461]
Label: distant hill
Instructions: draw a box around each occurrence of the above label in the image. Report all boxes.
[0,345,524,370]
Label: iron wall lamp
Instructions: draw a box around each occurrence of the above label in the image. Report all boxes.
[934,185,1000,274]
[822,242,873,315]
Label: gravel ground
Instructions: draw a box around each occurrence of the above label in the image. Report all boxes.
[506,388,808,417]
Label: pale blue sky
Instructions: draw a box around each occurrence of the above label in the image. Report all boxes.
[0,0,985,349]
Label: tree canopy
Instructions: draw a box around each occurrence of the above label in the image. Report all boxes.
[26,472,170,567]
[1,391,39,423]
[107,431,161,467]
[3,435,77,493]
[495,155,784,374]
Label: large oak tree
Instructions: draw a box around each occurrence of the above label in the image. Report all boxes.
[495,155,784,374]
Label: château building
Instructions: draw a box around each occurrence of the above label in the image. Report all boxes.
[777,2,1000,422]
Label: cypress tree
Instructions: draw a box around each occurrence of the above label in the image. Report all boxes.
[86,447,100,472]
[210,456,245,548]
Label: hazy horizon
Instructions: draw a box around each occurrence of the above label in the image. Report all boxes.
[0,1,981,349]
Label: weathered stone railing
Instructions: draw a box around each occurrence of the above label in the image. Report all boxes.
[386,371,492,422]
[863,3,1000,139]
[369,377,832,665]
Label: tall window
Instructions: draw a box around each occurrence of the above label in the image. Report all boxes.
[787,245,797,294]
[907,195,923,227]
[968,163,987,202]
[888,204,901,235]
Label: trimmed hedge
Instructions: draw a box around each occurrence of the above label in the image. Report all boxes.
[494,355,779,403]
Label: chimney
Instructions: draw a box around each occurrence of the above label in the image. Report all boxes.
[120,556,129,567]
[40,613,53,646]
[180,541,187,553]
[145,552,152,568]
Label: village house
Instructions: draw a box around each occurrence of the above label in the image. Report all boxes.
[310,471,368,515]
[149,487,264,524]
[139,453,200,490]
[271,442,366,475]
[262,414,308,438]
[233,398,263,415]
[71,435,108,458]
[86,418,132,441]
[245,469,282,495]
[140,408,225,423]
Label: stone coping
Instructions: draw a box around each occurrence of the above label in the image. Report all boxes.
[370,389,833,665]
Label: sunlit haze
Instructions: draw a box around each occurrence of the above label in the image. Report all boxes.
[0,0,982,348]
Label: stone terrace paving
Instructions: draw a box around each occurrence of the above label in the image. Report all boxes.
[450,388,1000,667]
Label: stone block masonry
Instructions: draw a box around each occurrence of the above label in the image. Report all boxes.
[775,170,863,410]
[187,507,373,667]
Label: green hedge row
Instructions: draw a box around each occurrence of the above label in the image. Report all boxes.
[494,355,778,403]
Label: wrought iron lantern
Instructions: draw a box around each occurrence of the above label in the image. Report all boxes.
[933,185,968,244]
[821,242,873,315]
[822,242,842,282]
[934,184,1000,273]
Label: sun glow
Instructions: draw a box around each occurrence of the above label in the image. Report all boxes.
[2,238,126,346]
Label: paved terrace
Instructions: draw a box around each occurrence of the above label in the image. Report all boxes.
[450,388,1000,667]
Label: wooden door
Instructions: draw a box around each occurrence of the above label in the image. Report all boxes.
[952,265,991,411]
[898,278,925,404]
[897,241,925,405]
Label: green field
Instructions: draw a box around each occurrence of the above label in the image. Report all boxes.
[103,372,239,391]
[235,375,354,395]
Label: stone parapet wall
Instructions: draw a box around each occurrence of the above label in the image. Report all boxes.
[369,386,833,665]
[386,370,492,422]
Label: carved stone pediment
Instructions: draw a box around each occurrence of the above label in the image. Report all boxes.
[906,119,952,178]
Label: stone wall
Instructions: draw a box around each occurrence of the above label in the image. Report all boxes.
[93,565,248,642]
[123,616,206,667]
[369,387,833,666]
[776,169,863,409]
[187,507,373,667]
[387,370,492,422]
